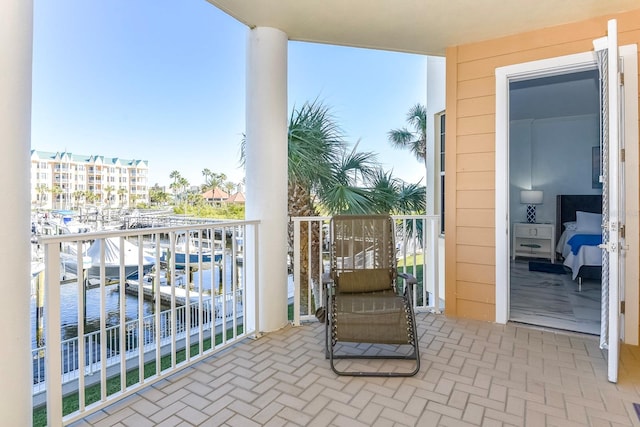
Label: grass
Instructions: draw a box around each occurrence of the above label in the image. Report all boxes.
[33,325,243,427]
[397,253,426,305]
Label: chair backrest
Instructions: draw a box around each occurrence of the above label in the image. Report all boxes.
[330,215,396,292]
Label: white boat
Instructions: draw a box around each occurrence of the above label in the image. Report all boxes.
[43,210,92,235]
[160,233,223,267]
[62,238,155,281]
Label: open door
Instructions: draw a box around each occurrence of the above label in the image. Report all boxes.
[593,19,623,384]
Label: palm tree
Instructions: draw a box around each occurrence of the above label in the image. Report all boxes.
[50,185,63,209]
[242,99,426,314]
[388,104,428,194]
[223,181,236,196]
[169,170,181,185]
[104,185,115,207]
[72,190,85,209]
[84,190,98,205]
[35,183,49,208]
[117,187,127,207]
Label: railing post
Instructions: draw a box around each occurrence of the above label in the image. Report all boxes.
[427,217,441,313]
[293,219,301,326]
[45,243,63,427]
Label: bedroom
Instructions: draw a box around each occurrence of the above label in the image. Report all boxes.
[508,69,603,334]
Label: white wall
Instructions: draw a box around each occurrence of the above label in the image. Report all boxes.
[426,56,446,216]
[509,114,600,224]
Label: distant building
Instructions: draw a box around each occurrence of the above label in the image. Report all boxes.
[30,150,149,210]
[202,187,245,205]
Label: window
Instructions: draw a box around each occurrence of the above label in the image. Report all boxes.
[435,111,445,234]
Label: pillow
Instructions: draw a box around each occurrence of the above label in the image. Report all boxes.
[575,211,602,234]
[563,221,577,231]
[337,269,392,293]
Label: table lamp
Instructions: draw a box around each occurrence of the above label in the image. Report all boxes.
[520,190,543,223]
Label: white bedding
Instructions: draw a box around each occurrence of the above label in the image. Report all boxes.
[556,229,603,280]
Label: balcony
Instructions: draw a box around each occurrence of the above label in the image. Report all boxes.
[33,216,640,426]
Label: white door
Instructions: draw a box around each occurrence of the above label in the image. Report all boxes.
[593,19,623,384]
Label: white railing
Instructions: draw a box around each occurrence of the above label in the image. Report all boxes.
[31,293,241,395]
[37,220,259,426]
[290,215,442,325]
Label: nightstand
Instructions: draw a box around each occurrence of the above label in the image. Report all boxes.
[512,223,555,263]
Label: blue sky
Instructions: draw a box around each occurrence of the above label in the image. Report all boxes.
[32,0,427,189]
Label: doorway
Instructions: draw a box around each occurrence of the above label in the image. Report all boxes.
[495,46,639,346]
[508,69,602,334]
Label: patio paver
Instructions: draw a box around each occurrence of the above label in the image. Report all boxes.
[70,313,640,426]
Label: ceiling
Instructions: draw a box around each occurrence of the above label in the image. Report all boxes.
[510,70,600,121]
[206,0,639,56]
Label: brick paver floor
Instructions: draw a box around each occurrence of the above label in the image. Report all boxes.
[70,313,640,426]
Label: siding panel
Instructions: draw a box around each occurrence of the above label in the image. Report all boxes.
[457,190,495,208]
[457,245,495,265]
[458,95,495,118]
[458,134,495,154]
[456,299,494,321]
[455,226,494,246]
[458,115,495,135]
[458,77,494,99]
[457,209,495,228]
[457,281,495,304]
[458,153,495,172]
[458,262,495,284]
[458,171,494,190]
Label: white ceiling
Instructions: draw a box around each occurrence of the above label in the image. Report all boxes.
[206,0,639,56]
[510,70,600,121]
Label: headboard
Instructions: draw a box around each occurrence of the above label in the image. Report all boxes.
[555,194,603,245]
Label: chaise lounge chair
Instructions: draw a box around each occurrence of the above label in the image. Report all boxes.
[323,214,420,376]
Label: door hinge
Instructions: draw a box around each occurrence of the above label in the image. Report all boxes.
[620,71,625,86]
[621,148,625,162]
[621,301,625,314]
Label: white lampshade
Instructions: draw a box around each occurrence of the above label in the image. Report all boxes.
[520,190,543,205]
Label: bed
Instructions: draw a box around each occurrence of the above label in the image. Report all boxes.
[555,195,603,281]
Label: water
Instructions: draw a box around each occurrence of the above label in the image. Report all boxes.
[30,252,241,349]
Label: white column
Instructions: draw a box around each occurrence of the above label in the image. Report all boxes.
[245,27,289,332]
[0,1,33,425]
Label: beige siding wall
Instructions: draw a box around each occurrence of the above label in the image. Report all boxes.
[445,9,640,323]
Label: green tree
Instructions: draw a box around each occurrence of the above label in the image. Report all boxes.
[223,181,236,195]
[50,185,63,209]
[169,170,181,185]
[149,184,169,206]
[35,183,49,208]
[84,190,98,204]
[387,103,428,165]
[117,187,127,207]
[201,168,213,190]
[72,190,85,209]
[243,100,426,313]
[104,185,115,206]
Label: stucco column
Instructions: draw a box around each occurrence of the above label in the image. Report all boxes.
[245,27,289,332]
[0,0,33,425]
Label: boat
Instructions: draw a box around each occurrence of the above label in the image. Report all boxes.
[61,237,155,281]
[160,233,223,268]
[42,210,92,235]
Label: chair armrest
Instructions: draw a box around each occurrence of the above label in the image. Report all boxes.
[397,272,417,285]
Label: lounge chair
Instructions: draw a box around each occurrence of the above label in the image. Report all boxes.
[323,214,420,376]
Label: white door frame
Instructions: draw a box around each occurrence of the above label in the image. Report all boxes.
[495,50,598,324]
[494,46,639,347]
